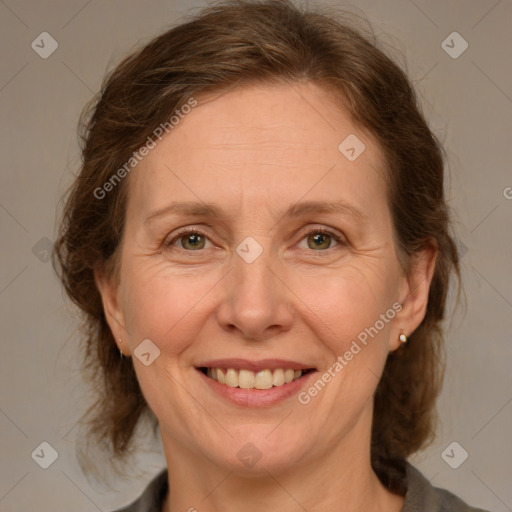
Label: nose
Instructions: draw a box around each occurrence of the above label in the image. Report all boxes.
[216,243,294,342]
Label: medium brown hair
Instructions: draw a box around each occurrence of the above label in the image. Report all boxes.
[53,0,460,484]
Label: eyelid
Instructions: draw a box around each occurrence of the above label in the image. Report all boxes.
[163,224,347,251]
[297,225,346,249]
[163,226,215,248]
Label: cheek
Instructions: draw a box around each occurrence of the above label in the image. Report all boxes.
[292,263,398,351]
[290,267,399,441]
[120,261,222,356]
[120,253,400,359]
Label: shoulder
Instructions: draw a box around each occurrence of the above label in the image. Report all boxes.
[403,462,491,512]
[108,463,492,512]
[109,469,168,512]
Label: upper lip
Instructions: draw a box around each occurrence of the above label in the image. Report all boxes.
[196,358,317,372]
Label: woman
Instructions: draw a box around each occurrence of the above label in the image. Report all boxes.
[53,1,490,511]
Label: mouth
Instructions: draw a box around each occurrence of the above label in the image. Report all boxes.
[194,358,319,407]
[197,366,316,390]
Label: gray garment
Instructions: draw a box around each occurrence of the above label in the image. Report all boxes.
[111,462,490,512]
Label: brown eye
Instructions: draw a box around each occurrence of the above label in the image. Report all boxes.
[305,231,339,250]
[164,229,213,251]
[180,232,206,250]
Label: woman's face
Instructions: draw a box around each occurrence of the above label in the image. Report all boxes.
[97,82,433,475]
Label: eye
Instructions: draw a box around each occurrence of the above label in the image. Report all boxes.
[298,227,345,251]
[164,228,214,251]
[163,226,346,253]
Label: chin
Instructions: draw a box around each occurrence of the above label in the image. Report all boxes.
[206,426,310,476]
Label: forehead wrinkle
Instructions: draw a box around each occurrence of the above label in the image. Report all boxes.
[143,198,368,228]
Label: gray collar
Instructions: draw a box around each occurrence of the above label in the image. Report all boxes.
[113,461,489,512]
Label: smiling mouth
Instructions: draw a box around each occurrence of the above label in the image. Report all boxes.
[198,367,316,389]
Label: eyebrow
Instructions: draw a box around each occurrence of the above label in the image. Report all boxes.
[144,199,368,225]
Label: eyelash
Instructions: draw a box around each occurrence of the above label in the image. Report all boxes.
[163,226,346,253]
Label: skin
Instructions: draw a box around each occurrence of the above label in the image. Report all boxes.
[96,82,436,512]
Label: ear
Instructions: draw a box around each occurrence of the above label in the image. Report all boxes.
[390,242,438,351]
[94,266,131,356]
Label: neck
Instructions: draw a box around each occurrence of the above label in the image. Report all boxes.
[160,409,404,512]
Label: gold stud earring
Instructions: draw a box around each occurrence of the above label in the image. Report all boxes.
[399,332,408,344]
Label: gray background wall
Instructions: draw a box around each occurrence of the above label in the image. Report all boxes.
[1,0,511,511]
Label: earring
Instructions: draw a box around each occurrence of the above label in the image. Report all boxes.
[119,339,123,358]
[399,332,408,344]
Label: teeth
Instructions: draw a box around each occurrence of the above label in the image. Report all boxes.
[225,368,238,388]
[255,369,273,390]
[204,367,307,389]
[239,369,255,389]
[272,368,285,386]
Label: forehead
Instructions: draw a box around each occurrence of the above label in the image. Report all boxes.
[126,82,388,222]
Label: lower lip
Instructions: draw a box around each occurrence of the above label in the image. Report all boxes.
[196,368,318,407]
